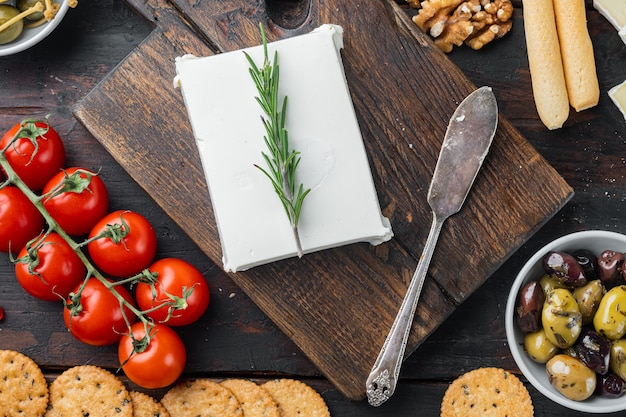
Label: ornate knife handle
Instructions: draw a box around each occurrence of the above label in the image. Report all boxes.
[365,214,445,406]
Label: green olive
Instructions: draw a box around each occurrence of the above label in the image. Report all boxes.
[546,354,596,401]
[593,285,626,340]
[539,274,567,297]
[610,339,626,380]
[572,279,605,325]
[17,0,44,21]
[542,288,582,349]
[524,329,558,363]
[0,5,24,45]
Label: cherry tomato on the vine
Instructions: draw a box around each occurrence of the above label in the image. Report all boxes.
[135,258,210,326]
[64,277,137,346]
[0,186,44,253]
[15,232,87,301]
[87,210,157,278]
[42,167,109,236]
[0,119,65,191]
[118,322,186,389]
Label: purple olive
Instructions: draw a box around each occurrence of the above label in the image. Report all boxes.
[573,249,598,280]
[595,373,626,398]
[597,250,625,289]
[516,281,545,333]
[574,329,610,375]
[543,251,588,287]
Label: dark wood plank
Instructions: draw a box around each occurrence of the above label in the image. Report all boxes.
[1,1,626,414]
[72,0,573,400]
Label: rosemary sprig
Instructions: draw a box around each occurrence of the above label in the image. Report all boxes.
[244,24,310,258]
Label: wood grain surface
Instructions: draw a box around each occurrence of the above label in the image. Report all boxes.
[72,0,572,400]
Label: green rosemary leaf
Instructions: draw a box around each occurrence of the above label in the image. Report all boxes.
[247,23,310,258]
[260,152,280,182]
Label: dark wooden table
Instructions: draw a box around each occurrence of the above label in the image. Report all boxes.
[1,1,625,415]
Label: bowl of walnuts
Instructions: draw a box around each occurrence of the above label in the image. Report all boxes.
[0,0,72,56]
[506,230,626,413]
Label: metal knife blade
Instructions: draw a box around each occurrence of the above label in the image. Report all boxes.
[428,86,499,217]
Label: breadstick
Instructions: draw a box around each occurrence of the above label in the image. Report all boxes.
[522,0,569,130]
[553,0,600,112]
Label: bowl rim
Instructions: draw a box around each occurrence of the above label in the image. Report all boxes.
[505,230,626,413]
[0,0,69,57]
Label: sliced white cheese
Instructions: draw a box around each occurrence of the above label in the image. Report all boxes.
[594,0,626,30]
[620,25,626,45]
[609,79,626,121]
[174,24,393,272]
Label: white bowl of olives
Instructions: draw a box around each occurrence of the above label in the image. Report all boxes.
[506,230,626,413]
[0,0,69,56]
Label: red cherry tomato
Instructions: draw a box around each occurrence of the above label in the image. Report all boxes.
[135,258,210,326]
[0,120,65,191]
[118,322,186,389]
[0,186,44,253]
[87,210,157,277]
[64,277,137,346]
[42,167,109,236]
[15,232,87,302]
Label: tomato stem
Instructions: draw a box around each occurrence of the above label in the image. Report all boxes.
[39,168,98,202]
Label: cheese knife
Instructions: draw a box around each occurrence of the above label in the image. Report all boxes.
[366,86,499,406]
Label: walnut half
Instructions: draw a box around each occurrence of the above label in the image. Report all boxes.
[411,0,514,52]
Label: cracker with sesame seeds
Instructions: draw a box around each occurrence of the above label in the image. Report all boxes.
[261,379,330,417]
[129,391,170,417]
[220,378,280,417]
[161,379,243,417]
[0,349,49,417]
[440,367,533,417]
[45,365,132,417]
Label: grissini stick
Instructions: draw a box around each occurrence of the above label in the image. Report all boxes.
[522,0,570,130]
[553,0,600,112]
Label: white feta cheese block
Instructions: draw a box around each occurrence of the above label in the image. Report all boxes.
[609,79,626,121]
[174,24,393,272]
[593,0,626,30]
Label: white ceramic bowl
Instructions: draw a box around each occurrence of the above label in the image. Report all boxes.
[506,230,626,413]
[0,0,69,56]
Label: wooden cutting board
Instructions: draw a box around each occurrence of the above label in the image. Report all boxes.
[73,0,573,401]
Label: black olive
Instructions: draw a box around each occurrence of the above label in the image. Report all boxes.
[515,280,545,333]
[574,329,610,375]
[595,373,626,398]
[573,249,598,280]
[597,250,625,289]
[543,251,588,287]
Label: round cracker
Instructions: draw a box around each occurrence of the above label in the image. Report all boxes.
[130,391,170,417]
[46,365,132,417]
[220,379,280,417]
[0,350,49,417]
[161,379,243,417]
[262,379,330,417]
[440,367,534,417]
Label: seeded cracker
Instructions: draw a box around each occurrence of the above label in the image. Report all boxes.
[262,379,330,417]
[220,378,280,417]
[46,365,132,417]
[129,391,170,417]
[161,379,243,417]
[0,350,49,417]
[440,367,533,417]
